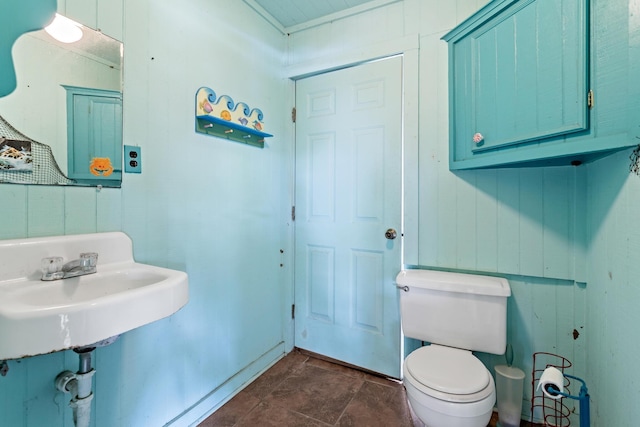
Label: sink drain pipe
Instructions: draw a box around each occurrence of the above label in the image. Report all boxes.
[55,348,96,427]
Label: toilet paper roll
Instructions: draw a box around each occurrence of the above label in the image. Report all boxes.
[537,367,565,399]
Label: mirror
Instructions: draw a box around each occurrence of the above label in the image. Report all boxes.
[0,17,123,187]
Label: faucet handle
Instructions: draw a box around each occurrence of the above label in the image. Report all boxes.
[41,257,64,280]
[41,257,63,274]
[80,252,98,268]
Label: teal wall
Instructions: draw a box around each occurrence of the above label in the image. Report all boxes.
[582,1,640,425]
[0,0,56,96]
[0,0,291,426]
[586,150,640,424]
[1,0,639,426]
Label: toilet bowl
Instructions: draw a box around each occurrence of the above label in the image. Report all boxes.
[403,345,495,427]
[396,269,510,427]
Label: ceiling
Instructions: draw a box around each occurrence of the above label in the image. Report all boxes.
[29,24,122,69]
[244,0,398,33]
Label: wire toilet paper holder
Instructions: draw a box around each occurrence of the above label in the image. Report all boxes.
[531,352,590,427]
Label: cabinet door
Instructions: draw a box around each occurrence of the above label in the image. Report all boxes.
[445,0,589,162]
[472,0,588,152]
[67,90,122,182]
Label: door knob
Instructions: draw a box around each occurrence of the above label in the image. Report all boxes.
[385,228,397,240]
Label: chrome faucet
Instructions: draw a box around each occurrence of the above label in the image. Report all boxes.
[41,253,98,281]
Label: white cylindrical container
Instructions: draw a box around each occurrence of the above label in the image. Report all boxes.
[495,365,525,427]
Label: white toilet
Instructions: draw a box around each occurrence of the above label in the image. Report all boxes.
[396,269,511,427]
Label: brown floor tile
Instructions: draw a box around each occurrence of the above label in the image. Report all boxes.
[337,381,413,427]
[201,349,546,427]
[264,363,364,424]
[198,391,260,427]
[303,354,368,380]
[243,350,309,399]
[360,371,404,388]
[236,401,331,427]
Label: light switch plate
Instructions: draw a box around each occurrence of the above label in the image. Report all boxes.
[124,145,141,173]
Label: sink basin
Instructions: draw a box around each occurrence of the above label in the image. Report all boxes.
[12,266,170,307]
[0,232,189,360]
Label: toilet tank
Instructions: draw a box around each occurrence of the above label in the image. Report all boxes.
[396,269,511,355]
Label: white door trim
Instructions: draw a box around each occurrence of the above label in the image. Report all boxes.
[286,34,419,81]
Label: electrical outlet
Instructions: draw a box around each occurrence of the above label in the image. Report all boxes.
[124,145,141,173]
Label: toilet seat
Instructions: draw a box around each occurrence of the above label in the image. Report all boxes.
[405,345,494,403]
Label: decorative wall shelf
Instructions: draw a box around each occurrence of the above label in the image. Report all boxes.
[195,87,272,148]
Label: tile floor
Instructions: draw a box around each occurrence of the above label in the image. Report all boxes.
[198,349,539,427]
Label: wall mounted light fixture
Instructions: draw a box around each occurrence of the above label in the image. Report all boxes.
[44,13,83,44]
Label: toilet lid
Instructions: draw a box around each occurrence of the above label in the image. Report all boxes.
[406,345,490,395]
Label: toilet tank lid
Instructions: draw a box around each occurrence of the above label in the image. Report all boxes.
[396,269,511,297]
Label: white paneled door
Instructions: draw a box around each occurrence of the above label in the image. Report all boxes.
[294,56,403,378]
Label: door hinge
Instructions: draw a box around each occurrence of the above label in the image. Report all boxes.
[291,206,296,221]
[291,304,295,319]
[587,89,594,109]
[291,107,296,123]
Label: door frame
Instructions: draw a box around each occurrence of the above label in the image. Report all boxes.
[285,35,420,366]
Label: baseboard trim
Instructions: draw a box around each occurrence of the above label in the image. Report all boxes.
[164,341,286,427]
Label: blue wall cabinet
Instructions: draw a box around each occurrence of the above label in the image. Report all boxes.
[443,0,639,170]
[64,86,123,186]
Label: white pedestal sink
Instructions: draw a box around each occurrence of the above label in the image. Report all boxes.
[0,232,189,360]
